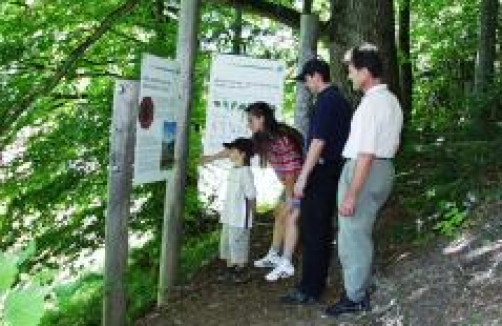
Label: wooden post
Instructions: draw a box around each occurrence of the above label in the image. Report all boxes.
[103,80,138,326]
[157,0,201,306]
[294,14,318,136]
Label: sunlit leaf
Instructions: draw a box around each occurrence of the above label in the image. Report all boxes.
[0,252,18,291]
[16,241,36,266]
[4,285,46,326]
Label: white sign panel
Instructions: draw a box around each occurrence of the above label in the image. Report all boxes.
[134,54,181,185]
[203,54,285,154]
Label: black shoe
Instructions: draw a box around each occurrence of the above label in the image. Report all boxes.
[280,288,317,305]
[324,292,371,317]
[216,268,234,283]
[230,267,250,284]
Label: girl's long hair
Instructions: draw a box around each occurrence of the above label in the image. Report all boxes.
[245,101,304,167]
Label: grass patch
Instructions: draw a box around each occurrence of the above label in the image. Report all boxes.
[40,231,219,326]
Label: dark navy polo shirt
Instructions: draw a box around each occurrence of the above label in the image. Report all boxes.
[306,85,352,161]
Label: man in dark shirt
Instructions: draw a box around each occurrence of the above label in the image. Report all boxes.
[281,58,352,304]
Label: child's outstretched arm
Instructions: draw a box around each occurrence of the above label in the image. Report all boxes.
[200,149,229,165]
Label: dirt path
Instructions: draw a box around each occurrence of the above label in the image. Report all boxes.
[137,202,502,326]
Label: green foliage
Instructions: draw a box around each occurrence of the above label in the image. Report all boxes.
[40,231,218,326]
[4,286,47,326]
[433,201,468,237]
[0,253,17,291]
[40,274,103,326]
[0,0,182,269]
[178,231,219,281]
[395,136,502,241]
[397,0,502,238]
[411,0,502,135]
[0,2,230,324]
[0,243,52,326]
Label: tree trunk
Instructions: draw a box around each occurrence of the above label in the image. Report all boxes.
[474,0,498,93]
[303,0,313,14]
[329,0,401,100]
[328,0,354,103]
[232,5,243,54]
[293,1,316,137]
[473,0,499,127]
[398,0,412,124]
[294,14,318,137]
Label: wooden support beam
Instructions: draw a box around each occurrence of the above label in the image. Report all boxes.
[157,0,201,306]
[103,80,138,326]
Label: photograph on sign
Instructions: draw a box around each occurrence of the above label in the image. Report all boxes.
[160,121,176,170]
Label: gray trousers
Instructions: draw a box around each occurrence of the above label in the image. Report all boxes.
[337,159,394,302]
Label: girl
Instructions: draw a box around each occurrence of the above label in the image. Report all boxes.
[202,101,303,281]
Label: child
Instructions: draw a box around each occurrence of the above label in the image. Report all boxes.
[216,137,256,283]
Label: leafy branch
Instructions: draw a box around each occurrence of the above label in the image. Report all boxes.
[0,0,143,147]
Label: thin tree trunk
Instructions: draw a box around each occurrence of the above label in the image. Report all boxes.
[473,0,499,128]
[294,14,318,137]
[293,0,317,137]
[474,0,498,93]
[399,0,412,124]
[232,5,243,54]
[303,0,313,14]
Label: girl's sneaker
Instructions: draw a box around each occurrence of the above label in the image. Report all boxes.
[265,258,294,281]
[253,250,280,268]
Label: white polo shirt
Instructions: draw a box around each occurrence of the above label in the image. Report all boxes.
[342,84,403,159]
[221,166,257,228]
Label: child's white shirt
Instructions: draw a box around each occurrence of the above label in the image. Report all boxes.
[221,166,256,228]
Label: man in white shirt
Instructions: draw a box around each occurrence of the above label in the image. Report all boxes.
[325,44,403,317]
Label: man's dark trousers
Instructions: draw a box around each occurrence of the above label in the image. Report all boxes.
[298,160,343,298]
